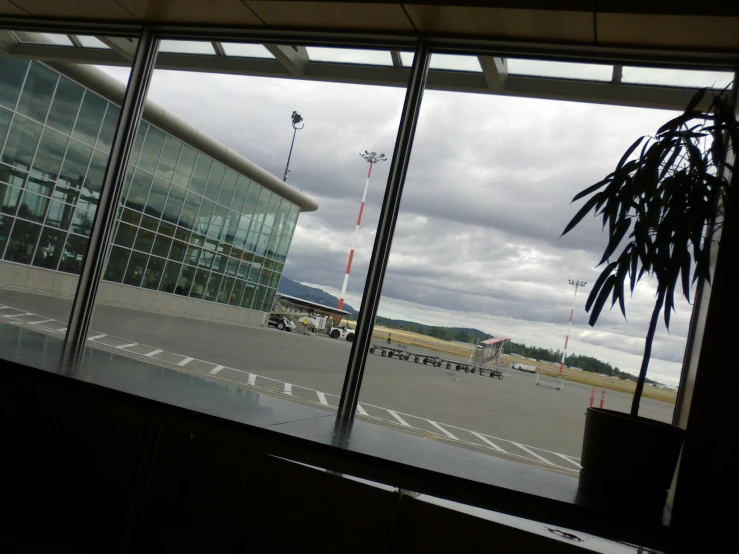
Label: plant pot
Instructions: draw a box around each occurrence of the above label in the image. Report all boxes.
[576,408,684,523]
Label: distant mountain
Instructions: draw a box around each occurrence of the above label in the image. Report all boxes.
[278,277,358,315]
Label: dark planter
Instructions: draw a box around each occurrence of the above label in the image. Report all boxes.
[576,408,685,523]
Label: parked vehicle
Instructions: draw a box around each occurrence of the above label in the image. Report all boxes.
[329,326,355,342]
[511,362,536,374]
[268,315,296,332]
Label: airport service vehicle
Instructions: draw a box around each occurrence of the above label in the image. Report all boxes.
[511,362,536,374]
[329,326,355,342]
[268,315,296,332]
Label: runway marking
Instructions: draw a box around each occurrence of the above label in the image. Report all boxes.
[356,403,368,416]
[0,305,9,309]
[88,333,107,341]
[551,452,582,469]
[145,349,163,357]
[471,432,507,453]
[387,410,411,427]
[247,373,256,386]
[512,442,554,465]
[428,420,459,440]
[209,365,224,375]
[316,391,328,406]
[177,357,194,367]
[54,327,67,333]
[283,383,292,395]
[117,342,138,349]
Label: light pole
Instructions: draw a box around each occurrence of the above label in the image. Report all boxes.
[338,150,387,310]
[283,111,304,182]
[559,279,587,377]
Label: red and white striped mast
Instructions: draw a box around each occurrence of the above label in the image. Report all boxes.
[559,279,587,377]
[338,150,387,310]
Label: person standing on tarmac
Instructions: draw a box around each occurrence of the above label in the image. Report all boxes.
[387,333,392,345]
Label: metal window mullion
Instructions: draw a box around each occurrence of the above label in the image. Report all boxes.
[61,28,159,372]
[336,40,430,423]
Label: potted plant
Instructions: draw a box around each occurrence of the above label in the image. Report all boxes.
[562,87,737,522]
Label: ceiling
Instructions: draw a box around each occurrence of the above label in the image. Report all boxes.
[0,1,737,52]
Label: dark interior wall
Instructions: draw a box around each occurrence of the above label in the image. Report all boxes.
[1,360,589,554]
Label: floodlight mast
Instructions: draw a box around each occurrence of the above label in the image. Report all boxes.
[283,111,304,182]
[559,280,587,377]
[337,151,387,311]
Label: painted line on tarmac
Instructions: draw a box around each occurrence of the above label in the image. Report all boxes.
[88,333,107,341]
[29,318,54,325]
[511,442,555,465]
[117,342,138,350]
[0,305,580,471]
[316,391,329,406]
[428,420,459,440]
[2,311,33,318]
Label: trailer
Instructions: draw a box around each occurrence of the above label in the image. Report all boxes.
[454,362,504,379]
[369,344,409,360]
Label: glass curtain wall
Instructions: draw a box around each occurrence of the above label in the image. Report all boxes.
[0,29,134,369]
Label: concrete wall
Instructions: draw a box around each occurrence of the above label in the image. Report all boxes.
[0,262,268,327]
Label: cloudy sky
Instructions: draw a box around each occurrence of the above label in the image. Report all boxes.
[101,55,710,385]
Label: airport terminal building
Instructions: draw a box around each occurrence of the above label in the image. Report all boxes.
[0,58,318,325]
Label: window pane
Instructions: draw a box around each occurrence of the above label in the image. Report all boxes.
[2,114,42,171]
[152,234,172,258]
[31,227,64,269]
[190,268,210,298]
[0,58,28,110]
[45,199,74,230]
[142,256,165,290]
[231,175,250,212]
[26,174,54,197]
[58,233,87,274]
[0,214,9,254]
[144,177,169,218]
[173,144,197,188]
[217,168,238,206]
[189,153,211,194]
[96,103,121,153]
[58,139,92,192]
[47,76,84,134]
[130,121,148,165]
[204,272,222,301]
[123,251,147,287]
[263,194,281,228]
[17,191,49,222]
[125,169,153,211]
[175,264,195,296]
[140,214,158,231]
[168,239,187,263]
[156,135,182,182]
[71,197,96,236]
[229,279,244,306]
[72,91,107,145]
[114,222,137,248]
[0,107,12,148]
[163,184,185,224]
[240,282,256,309]
[133,228,154,253]
[31,127,68,181]
[208,205,227,240]
[120,207,142,226]
[137,125,165,173]
[16,62,58,122]
[178,191,201,230]
[83,149,108,196]
[252,187,271,225]
[203,161,225,201]
[159,260,181,293]
[4,219,41,263]
[244,184,261,224]
[218,276,235,303]
[103,246,130,283]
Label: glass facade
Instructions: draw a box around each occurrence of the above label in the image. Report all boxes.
[0,59,300,313]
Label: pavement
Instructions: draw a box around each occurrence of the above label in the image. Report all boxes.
[0,287,675,470]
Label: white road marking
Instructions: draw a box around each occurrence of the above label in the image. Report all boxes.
[0,305,9,309]
[512,442,554,465]
[551,452,582,469]
[117,342,138,349]
[471,432,507,453]
[145,349,163,357]
[177,357,194,367]
[387,410,411,427]
[356,403,368,416]
[247,373,256,386]
[283,383,292,395]
[209,365,224,375]
[3,312,32,318]
[428,420,459,440]
[54,327,67,333]
[88,333,106,341]
[29,319,54,325]
[316,391,329,406]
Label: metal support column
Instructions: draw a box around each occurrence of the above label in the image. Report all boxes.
[336,41,430,423]
[61,28,159,373]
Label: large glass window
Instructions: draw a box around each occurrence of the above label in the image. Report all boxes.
[0,30,134,373]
